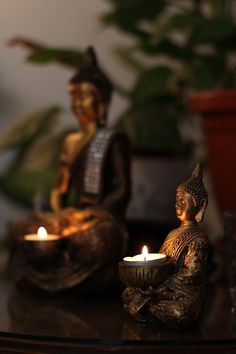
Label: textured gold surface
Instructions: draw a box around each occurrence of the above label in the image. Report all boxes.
[119,260,173,289]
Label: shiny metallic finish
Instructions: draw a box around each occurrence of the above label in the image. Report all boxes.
[122,164,209,328]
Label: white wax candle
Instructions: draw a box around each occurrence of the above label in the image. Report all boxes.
[24,227,60,241]
[24,234,60,241]
[123,245,166,266]
[123,253,166,262]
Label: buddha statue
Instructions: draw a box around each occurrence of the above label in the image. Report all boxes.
[10,47,131,293]
[122,164,209,328]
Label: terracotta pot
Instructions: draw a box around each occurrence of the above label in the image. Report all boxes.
[188,89,236,212]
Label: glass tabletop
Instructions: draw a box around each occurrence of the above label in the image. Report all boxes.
[0,250,235,347]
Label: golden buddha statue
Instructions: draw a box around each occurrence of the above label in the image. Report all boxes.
[123,164,209,328]
[10,47,131,293]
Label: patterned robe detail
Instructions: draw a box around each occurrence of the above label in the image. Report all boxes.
[160,225,208,296]
[69,128,131,219]
[150,224,209,327]
[123,224,209,327]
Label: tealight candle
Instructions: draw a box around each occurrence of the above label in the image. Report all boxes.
[24,227,60,241]
[22,226,64,258]
[123,245,166,266]
[119,245,171,290]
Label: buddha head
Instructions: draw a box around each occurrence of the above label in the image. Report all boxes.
[68,46,113,127]
[176,163,208,223]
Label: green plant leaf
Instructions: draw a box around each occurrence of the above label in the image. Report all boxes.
[210,0,230,17]
[189,59,217,90]
[191,17,234,44]
[155,13,199,42]
[216,28,236,51]
[102,1,165,23]
[0,106,62,151]
[113,46,144,73]
[101,1,165,36]
[26,48,83,67]
[138,38,192,60]
[132,66,173,102]
[0,165,57,208]
[116,99,187,154]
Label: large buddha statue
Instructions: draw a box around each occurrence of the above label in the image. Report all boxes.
[123,164,209,328]
[10,47,131,293]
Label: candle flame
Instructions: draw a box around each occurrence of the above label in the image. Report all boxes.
[37,227,47,240]
[142,245,148,261]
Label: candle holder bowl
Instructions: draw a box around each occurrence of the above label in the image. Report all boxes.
[19,237,69,261]
[119,259,173,290]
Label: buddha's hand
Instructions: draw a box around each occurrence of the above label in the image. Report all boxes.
[50,188,61,212]
[140,286,157,297]
[79,208,107,222]
[152,284,176,300]
[141,284,169,297]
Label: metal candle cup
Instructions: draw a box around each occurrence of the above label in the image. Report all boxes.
[119,246,173,290]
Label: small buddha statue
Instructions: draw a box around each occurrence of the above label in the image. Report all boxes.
[10,47,131,293]
[123,164,209,328]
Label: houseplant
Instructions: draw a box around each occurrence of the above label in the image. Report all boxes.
[102,0,236,214]
[1,0,236,216]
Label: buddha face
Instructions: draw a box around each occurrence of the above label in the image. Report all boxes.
[68,82,104,126]
[175,188,199,222]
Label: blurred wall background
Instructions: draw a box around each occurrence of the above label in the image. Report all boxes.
[0,0,133,131]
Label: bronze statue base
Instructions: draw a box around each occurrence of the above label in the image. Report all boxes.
[8,207,127,294]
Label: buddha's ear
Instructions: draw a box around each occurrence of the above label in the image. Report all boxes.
[98,103,107,126]
[99,103,105,117]
[195,201,207,223]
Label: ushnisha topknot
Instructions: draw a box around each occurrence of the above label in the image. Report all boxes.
[69,46,113,102]
[178,163,208,209]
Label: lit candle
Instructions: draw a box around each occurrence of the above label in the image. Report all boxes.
[24,227,60,241]
[123,245,166,266]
